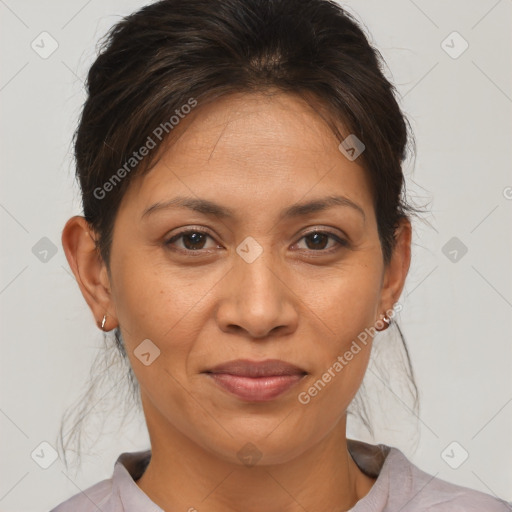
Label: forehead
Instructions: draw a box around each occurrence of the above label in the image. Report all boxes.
[160,92,347,168]
[119,92,375,221]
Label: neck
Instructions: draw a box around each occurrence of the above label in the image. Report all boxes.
[136,415,376,512]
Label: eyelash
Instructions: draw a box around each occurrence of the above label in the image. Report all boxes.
[164,227,349,256]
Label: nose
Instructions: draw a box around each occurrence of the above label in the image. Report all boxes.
[215,251,299,340]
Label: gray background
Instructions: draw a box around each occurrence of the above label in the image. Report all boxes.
[0,0,511,510]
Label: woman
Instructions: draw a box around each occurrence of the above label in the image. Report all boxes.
[51,0,510,510]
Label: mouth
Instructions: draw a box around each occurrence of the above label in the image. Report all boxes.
[202,359,307,402]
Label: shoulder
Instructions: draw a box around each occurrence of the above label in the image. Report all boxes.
[48,450,153,512]
[49,477,115,512]
[385,447,511,511]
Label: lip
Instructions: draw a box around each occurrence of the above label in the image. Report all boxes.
[206,358,307,377]
[203,359,307,402]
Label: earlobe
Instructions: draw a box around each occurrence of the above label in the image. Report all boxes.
[374,313,391,332]
[61,215,118,330]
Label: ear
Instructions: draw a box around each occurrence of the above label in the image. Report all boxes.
[376,216,412,321]
[61,216,118,331]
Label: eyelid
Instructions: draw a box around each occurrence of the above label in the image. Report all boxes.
[300,225,347,240]
[165,227,219,253]
[164,226,349,254]
[293,229,348,253]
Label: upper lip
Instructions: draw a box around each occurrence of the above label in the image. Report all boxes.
[204,359,307,377]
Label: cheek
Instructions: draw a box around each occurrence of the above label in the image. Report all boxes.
[111,249,199,342]
[313,259,382,347]
[299,259,381,404]
[110,250,225,393]
[110,258,202,416]
[296,318,374,435]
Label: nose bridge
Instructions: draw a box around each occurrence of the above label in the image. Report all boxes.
[234,241,282,309]
[215,237,298,338]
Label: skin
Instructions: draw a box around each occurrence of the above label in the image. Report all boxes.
[62,91,411,512]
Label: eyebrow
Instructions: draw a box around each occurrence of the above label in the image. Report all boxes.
[141,195,366,222]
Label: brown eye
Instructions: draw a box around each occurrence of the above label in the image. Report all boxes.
[296,231,348,252]
[165,229,215,252]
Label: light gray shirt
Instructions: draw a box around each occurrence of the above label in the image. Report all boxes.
[49,439,511,511]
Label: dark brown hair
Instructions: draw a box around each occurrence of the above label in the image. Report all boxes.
[59,0,425,469]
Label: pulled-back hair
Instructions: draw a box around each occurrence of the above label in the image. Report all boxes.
[58,0,425,470]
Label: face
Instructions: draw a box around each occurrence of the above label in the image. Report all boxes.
[65,91,411,466]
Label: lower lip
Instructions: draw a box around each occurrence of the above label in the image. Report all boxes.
[206,373,305,402]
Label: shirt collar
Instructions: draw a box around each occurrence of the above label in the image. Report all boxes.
[112,439,393,511]
[112,450,163,511]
